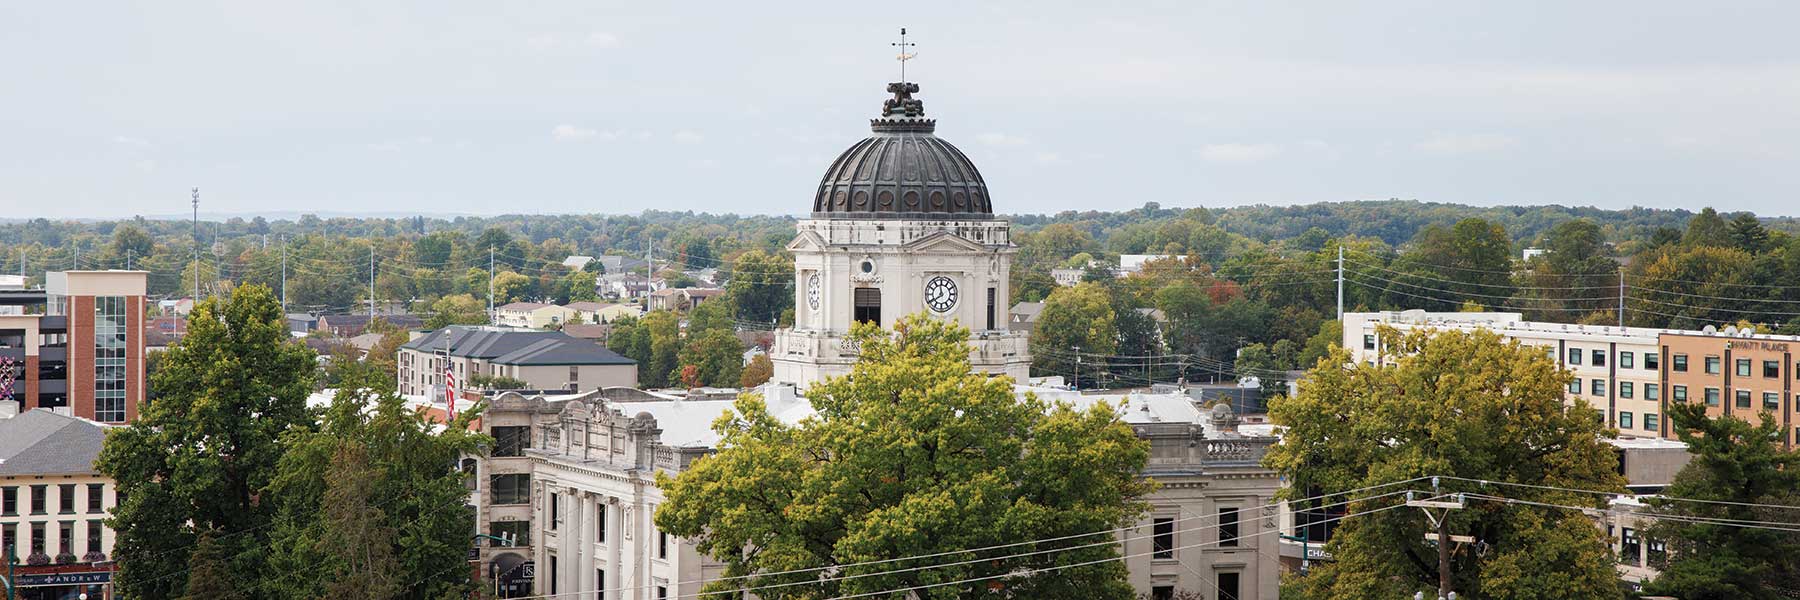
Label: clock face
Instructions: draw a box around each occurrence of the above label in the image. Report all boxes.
[924,276,958,313]
[806,272,822,310]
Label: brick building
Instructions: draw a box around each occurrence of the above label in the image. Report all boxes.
[0,271,148,423]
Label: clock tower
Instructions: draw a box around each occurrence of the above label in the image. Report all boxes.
[771,81,1031,387]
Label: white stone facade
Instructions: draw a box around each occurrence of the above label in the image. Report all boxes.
[773,218,1030,387]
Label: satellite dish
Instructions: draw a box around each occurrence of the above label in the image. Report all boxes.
[1703,325,1717,334]
[1723,325,1738,336]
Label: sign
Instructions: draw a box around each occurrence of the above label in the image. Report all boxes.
[497,561,535,598]
[18,571,112,587]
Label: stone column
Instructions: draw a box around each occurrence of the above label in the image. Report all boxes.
[607,497,622,600]
[579,493,597,596]
[558,491,577,595]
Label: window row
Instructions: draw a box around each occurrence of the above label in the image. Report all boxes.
[1150,507,1241,560]
[1566,349,1658,371]
[1669,386,1791,411]
[1615,411,1659,432]
[1566,379,1659,401]
[0,519,106,558]
[0,484,108,516]
[1669,354,1796,380]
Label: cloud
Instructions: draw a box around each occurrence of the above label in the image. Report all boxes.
[976,133,1030,146]
[672,130,704,144]
[1033,152,1067,165]
[1415,133,1519,155]
[111,135,151,147]
[528,32,622,50]
[135,160,156,174]
[1196,143,1283,163]
[552,124,599,141]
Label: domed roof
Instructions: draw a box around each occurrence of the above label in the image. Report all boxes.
[812,83,993,220]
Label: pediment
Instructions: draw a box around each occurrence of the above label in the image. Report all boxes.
[786,230,827,252]
[903,231,986,254]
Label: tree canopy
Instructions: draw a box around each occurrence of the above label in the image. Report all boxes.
[655,315,1152,599]
[1266,326,1626,599]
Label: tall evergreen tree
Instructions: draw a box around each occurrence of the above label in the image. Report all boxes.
[1642,402,1800,599]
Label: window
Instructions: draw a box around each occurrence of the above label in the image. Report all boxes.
[986,287,996,331]
[1673,385,1687,402]
[1646,383,1660,401]
[30,485,45,515]
[492,426,530,457]
[93,295,129,423]
[597,504,607,543]
[1736,358,1752,377]
[1735,390,1752,409]
[1621,527,1641,566]
[29,522,44,554]
[86,520,102,555]
[569,366,579,387]
[1151,586,1174,600]
[1,524,12,559]
[853,288,881,325]
[658,530,670,559]
[549,556,558,595]
[1592,350,1607,367]
[1591,379,1606,396]
[1621,352,1634,369]
[1219,507,1240,547]
[1767,360,1782,378]
[1619,412,1633,429]
[87,484,103,513]
[1568,348,1582,365]
[489,474,530,505]
[58,484,75,514]
[1568,379,1581,395]
[1705,356,1720,374]
[1645,352,1659,370]
[597,570,606,600]
[1620,382,1633,399]
[1648,537,1668,565]
[548,492,559,530]
[57,521,73,556]
[1363,334,1376,350]
[1704,388,1720,406]
[656,586,668,600]
[490,521,530,547]
[1672,353,1687,372]
[1,486,14,516]
[1644,413,1659,431]
[1152,517,1175,559]
[1766,392,1781,410]
[1217,572,1241,600]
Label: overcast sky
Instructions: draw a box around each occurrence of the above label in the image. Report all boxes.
[5,1,1800,219]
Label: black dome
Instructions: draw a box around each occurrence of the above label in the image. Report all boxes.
[811,83,992,220]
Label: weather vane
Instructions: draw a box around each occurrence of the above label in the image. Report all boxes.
[892,27,916,83]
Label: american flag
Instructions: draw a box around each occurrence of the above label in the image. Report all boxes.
[443,365,457,413]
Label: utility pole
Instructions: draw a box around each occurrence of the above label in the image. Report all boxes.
[1408,478,1468,600]
[126,249,133,270]
[1072,345,1081,391]
[1617,268,1625,328]
[368,245,376,320]
[191,187,201,301]
[1336,245,1345,321]
[280,236,288,314]
[71,242,78,270]
[488,247,496,324]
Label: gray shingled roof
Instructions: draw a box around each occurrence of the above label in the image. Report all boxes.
[0,409,107,476]
[403,327,635,366]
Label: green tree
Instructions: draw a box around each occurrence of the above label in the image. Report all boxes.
[560,269,598,304]
[1641,402,1800,599]
[1267,327,1625,599]
[1685,207,1731,247]
[1233,343,1288,397]
[425,293,488,329]
[109,224,155,266]
[263,366,485,600]
[1529,219,1617,317]
[1295,319,1341,369]
[656,315,1151,600]
[726,249,794,324]
[1030,282,1116,387]
[98,285,318,600]
[678,328,745,387]
[1728,213,1771,253]
[492,270,533,303]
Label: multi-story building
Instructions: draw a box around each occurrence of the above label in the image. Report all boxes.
[465,383,1282,600]
[0,407,121,599]
[0,270,148,423]
[1345,311,1800,446]
[495,303,578,329]
[397,326,637,396]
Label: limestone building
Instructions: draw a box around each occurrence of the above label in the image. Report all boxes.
[771,82,1029,387]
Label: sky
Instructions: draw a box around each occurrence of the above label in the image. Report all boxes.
[4,1,1800,220]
